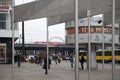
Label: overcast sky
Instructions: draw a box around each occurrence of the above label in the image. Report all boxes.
[15,0,65,43]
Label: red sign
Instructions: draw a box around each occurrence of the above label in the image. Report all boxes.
[0,5,9,10]
[34,42,62,45]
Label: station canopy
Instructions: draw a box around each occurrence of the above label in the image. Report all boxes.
[14,0,120,26]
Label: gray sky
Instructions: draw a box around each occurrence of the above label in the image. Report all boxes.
[15,0,65,43]
[17,18,65,43]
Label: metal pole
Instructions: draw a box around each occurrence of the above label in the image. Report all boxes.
[74,0,79,80]
[87,10,91,80]
[22,21,25,57]
[112,0,115,80]
[46,19,49,74]
[45,0,49,74]
[12,0,15,80]
[102,14,105,72]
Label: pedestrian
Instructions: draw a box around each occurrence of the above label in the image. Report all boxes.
[17,52,22,67]
[57,54,61,63]
[54,54,58,64]
[36,55,41,65]
[80,55,85,70]
[43,55,51,74]
[39,55,42,66]
[69,54,74,68]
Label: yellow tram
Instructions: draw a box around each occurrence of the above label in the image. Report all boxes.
[96,49,120,63]
[79,49,120,63]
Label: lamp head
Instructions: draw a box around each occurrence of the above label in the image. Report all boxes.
[98,20,102,24]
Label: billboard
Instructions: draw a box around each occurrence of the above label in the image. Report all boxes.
[0,44,6,63]
[66,27,116,34]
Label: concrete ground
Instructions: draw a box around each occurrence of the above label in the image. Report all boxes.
[0,61,120,80]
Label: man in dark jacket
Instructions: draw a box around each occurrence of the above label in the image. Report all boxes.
[43,56,51,74]
[17,52,22,67]
[80,55,85,70]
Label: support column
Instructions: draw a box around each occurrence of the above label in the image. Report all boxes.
[74,0,79,80]
[91,44,97,69]
[12,0,15,80]
[46,18,49,74]
[22,21,25,58]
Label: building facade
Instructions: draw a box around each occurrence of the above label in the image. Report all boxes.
[66,17,119,48]
[65,17,119,68]
[0,1,19,63]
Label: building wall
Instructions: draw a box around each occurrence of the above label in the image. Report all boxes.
[0,1,19,63]
[65,17,119,45]
[65,17,120,68]
[0,0,12,5]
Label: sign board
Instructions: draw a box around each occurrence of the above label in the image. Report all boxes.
[0,5,11,10]
[0,44,6,63]
[66,27,113,34]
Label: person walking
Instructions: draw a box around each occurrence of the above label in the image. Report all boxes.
[80,55,85,70]
[54,54,58,64]
[36,55,41,65]
[57,54,61,63]
[69,54,74,68]
[43,56,51,74]
[17,52,22,67]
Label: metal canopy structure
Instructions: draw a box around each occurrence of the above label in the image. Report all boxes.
[104,0,120,25]
[14,0,120,25]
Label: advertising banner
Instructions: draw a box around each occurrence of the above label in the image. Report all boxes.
[0,44,6,63]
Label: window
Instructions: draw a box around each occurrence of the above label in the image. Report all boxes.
[0,13,6,29]
[0,22,6,29]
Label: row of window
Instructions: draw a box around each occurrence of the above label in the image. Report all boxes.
[0,13,6,29]
[79,51,120,56]
[96,51,120,56]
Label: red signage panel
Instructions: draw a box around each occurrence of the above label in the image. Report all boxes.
[0,5,9,10]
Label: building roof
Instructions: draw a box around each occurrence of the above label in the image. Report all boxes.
[14,0,120,26]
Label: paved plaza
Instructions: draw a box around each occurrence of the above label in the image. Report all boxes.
[0,61,120,80]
